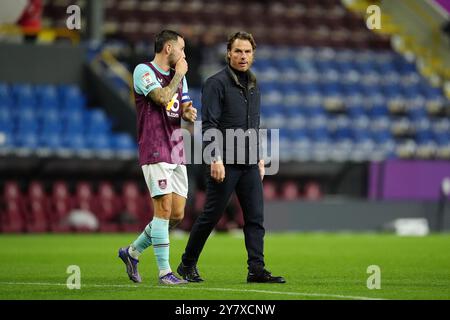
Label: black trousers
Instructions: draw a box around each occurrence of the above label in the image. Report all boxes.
[182,164,265,272]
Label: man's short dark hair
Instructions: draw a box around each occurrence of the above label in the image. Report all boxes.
[227,31,256,52]
[154,30,183,53]
[226,31,256,63]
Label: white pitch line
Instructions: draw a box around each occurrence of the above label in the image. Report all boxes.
[0,281,386,300]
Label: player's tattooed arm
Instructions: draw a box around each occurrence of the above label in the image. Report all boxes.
[147,58,188,107]
[147,72,184,107]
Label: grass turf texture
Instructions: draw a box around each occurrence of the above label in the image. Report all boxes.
[0,233,449,300]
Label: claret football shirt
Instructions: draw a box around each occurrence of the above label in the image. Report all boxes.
[133,61,191,165]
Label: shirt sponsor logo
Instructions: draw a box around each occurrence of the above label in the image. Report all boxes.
[166,93,180,113]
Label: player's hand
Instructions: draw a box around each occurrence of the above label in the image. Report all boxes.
[175,57,188,77]
[258,159,265,181]
[182,101,197,122]
[211,160,225,183]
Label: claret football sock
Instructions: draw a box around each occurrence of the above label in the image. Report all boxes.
[130,222,153,258]
[151,217,172,276]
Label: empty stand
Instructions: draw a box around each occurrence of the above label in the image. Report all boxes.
[0,83,137,157]
[42,0,390,48]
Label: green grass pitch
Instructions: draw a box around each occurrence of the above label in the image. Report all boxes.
[0,232,449,300]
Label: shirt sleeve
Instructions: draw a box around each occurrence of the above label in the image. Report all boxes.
[133,64,161,96]
[181,77,191,103]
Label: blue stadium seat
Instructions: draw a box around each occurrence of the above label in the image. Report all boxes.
[309,127,330,143]
[368,103,389,118]
[39,132,64,150]
[11,84,36,108]
[300,82,321,96]
[63,109,85,134]
[416,129,434,144]
[372,129,392,144]
[352,128,372,143]
[35,84,59,110]
[347,104,366,117]
[59,85,86,110]
[63,133,86,151]
[264,107,285,128]
[334,126,353,141]
[434,132,449,146]
[408,105,427,121]
[16,114,39,135]
[0,107,13,129]
[113,133,136,151]
[86,109,112,135]
[40,109,60,123]
[86,133,112,151]
[282,88,302,107]
[0,83,13,106]
[305,104,326,117]
[15,133,39,149]
[41,118,63,135]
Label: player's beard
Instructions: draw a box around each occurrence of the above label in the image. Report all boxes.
[168,52,178,69]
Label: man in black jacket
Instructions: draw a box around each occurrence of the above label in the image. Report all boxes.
[177,31,285,284]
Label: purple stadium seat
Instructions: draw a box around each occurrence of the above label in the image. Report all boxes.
[96,181,121,232]
[48,181,72,232]
[24,181,50,233]
[1,181,25,233]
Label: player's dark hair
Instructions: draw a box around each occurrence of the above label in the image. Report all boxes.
[226,31,256,62]
[154,30,183,53]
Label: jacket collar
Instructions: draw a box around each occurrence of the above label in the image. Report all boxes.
[226,65,257,90]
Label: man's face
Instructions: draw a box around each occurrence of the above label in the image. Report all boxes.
[168,36,186,68]
[227,39,254,72]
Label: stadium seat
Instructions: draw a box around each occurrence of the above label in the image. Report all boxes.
[263,180,279,201]
[74,181,98,217]
[24,181,50,233]
[63,133,86,152]
[0,108,14,135]
[35,85,59,110]
[121,181,149,231]
[113,133,136,152]
[1,181,25,232]
[96,181,121,232]
[48,181,72,232]
[63,110,85,134]
[0,83,11,104]
[86,133,113,152]
[304,182,323,200]
[15,133,39,150]
[280,181,301,200]
[40,133,64,150]
[59,85,86,110]
[11,84,36,108]
[87,109,112,135]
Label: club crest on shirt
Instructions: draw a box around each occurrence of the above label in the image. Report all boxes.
[158,179,167,190]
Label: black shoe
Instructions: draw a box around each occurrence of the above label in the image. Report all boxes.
[247,269,286,283]
[177,262,204,282]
